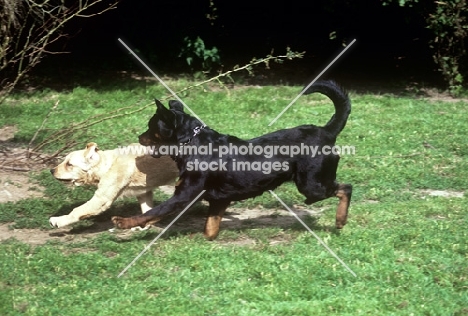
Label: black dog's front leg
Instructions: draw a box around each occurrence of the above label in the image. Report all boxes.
[112,175,206,229]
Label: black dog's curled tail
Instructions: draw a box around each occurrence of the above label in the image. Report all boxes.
[302,80,351,137]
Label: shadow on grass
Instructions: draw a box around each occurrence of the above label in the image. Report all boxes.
[52,199,340,242]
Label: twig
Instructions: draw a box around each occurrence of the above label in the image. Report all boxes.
[173,51,305,96]
[0,165,31,172]
[28,100,59,156]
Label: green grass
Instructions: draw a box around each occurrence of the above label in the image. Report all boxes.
[0,79,467,315]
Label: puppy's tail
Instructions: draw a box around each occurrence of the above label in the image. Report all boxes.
[303,80,351,137]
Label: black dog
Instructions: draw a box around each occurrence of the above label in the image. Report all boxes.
[112,80,352,240]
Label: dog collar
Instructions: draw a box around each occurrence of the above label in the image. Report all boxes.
[183,125,207,145]
[173,125,207,162]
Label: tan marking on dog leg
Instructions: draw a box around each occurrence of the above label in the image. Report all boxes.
[335,184,352,229]
[203,202,228,240]
[204,215,224,241]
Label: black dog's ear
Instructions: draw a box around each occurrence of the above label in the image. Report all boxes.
[155,99,176,126]
[168,100,184,112]
[155,99,168,112]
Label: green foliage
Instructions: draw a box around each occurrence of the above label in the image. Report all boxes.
[427,0,468,95]
[382,0,468,95]
[179,36,221,73]
[381,0,419,7]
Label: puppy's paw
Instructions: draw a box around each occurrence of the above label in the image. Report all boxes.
[49,215,74,228]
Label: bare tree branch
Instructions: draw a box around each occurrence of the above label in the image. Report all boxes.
[0,0,119,102]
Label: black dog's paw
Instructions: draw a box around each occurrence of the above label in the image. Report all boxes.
[111,216,135,229]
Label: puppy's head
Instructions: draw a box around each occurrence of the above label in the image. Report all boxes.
[139,99,202,148]
[50,142,101,186]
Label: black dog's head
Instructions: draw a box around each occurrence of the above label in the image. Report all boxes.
[139,99,203,148]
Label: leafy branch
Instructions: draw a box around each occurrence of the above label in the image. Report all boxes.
[29,49,305,157]
[175,48,305,95]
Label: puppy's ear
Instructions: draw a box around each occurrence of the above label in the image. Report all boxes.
[168,100,184,112]
[84,142,100,162]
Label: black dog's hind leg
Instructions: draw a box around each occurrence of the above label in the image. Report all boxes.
[204,200,230,240]
[294,156,352,229]
[296,179,352,229]
[334,183,352,229]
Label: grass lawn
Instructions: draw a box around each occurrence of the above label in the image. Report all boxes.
[0,78,467,315]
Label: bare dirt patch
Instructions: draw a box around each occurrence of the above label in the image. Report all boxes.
[1,125,58,173]
[419,189,464,198]
[1,124,46,202]
[0,170,44,203]
[0,125,17,142]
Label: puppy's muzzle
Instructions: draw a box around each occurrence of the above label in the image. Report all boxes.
[50,168,74,184]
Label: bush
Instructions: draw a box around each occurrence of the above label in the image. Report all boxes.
[179,36,221,74]
[426,0,468,95]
